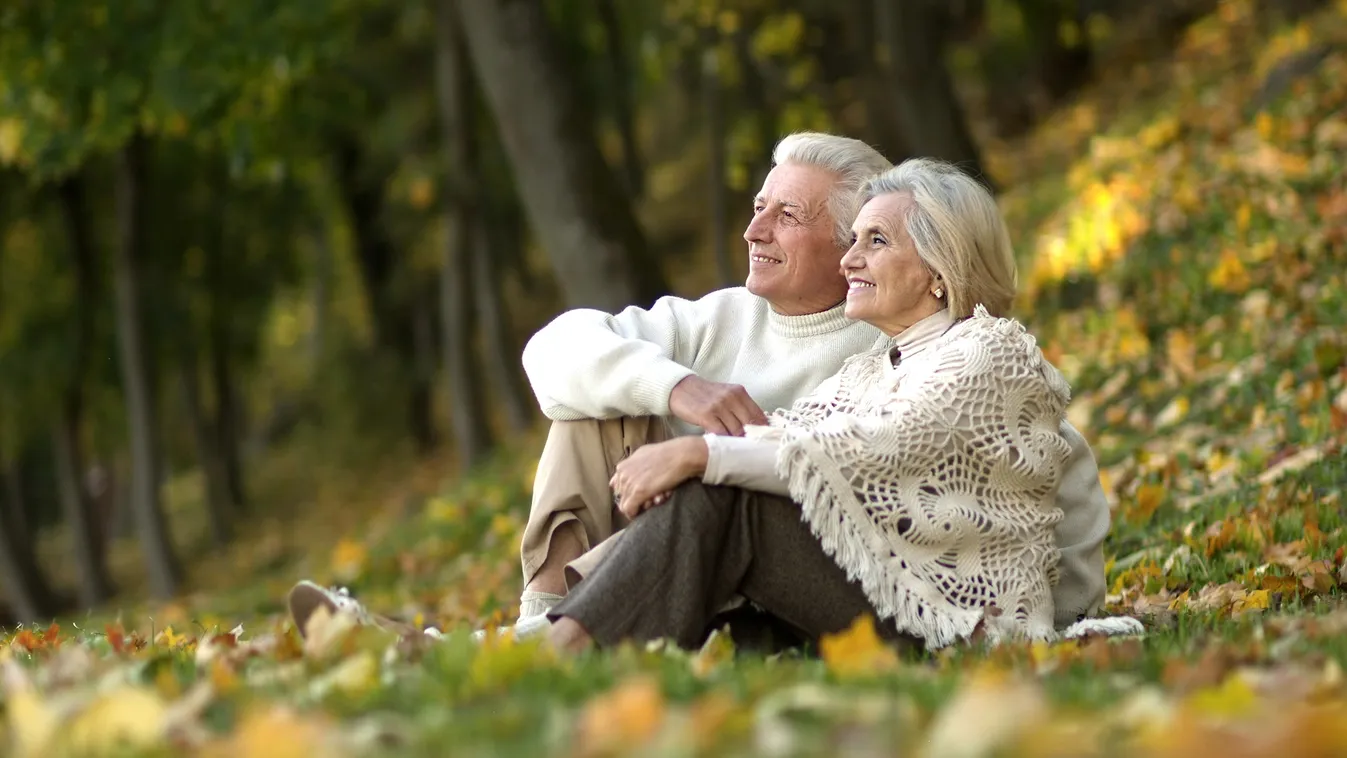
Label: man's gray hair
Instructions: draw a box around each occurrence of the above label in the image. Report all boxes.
[861,158,1018,318]
[772,132,892,249]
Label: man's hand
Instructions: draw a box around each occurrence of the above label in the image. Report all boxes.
[668,375,768,436]
[612,437,708,520]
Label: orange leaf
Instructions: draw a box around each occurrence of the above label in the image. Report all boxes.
[106,624,127,653]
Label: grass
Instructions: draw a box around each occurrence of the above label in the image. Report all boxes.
[4,1,1347,755]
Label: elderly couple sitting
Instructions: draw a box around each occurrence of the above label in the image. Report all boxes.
[288,132,1141,653]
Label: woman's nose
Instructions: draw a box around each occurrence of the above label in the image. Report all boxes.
[839,244,862,274]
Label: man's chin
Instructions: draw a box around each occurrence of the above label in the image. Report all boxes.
[744,272,779,298]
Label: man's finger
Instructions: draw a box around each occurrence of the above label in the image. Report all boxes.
[719,413,745,437]
[728,392,767,426]
[702,418,730,436]
[742,402,768,427]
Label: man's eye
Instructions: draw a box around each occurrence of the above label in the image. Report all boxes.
[783,211,796,220]
[753,206,764,214]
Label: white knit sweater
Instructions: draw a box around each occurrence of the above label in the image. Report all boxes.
[522,291,1110,628]
[522,287,881,436]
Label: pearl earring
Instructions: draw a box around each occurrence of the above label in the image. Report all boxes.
[933,287,944,299]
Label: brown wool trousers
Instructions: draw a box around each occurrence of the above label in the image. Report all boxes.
[519,417,670,587]
[547,481,922,653]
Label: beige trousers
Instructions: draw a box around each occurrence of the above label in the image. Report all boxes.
[519,417,671,588]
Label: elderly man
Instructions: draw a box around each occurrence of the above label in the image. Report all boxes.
[511,131,1112,640]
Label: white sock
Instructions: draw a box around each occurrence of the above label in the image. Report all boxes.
[519,590,565,619]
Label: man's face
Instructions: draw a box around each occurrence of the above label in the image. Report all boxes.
[743,163,849,316]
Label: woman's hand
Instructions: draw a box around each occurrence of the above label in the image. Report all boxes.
[612,436,709,520]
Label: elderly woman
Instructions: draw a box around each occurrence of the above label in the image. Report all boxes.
[544,158,1124,654]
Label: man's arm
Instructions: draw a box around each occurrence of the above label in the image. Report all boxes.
[521,295,704,421]
[1052,420,1111,628]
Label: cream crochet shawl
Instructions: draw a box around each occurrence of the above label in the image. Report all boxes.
[750,306,1073,649]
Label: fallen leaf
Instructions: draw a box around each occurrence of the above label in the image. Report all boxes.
[576,676,667,755]
[818,615,901,677]
[922,669,1048,758]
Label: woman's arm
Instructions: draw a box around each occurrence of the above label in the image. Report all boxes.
[702,434,791,496]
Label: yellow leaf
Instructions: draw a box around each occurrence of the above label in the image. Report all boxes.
[1165,329,1197,378]
[1155,396,1189,427]
[2,660,58,758]
[331,538,368,582]
[1209,248,1251,293]
[1235,589,1271,613]
[1185,674,1259,719]
[407,176,434,210]
[204,706,340,758]
[923,669,1048,758]
[0,118,22,164]
[309,651,379,699]
[691,627,735,678]
[1130,483,1167,523]
[819,615,900,677]
[155,625,187,649]
[301,604,360,660]
[577,676,667,755]
[63,686,169,755]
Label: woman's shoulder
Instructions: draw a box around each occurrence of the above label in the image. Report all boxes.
[931,306,1072,401]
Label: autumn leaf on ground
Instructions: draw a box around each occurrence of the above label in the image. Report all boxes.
[818,615,901,676]
[576,676,667,756]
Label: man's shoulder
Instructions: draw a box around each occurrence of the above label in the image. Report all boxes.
[657,286,765,318]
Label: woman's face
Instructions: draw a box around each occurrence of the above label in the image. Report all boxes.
[840,192,944,336]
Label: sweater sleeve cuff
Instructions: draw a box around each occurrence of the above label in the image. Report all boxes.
[702,433,790,496]
[629,362,697,417]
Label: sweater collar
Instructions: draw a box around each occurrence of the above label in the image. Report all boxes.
[885,308,955,361]
[766,300,856,338]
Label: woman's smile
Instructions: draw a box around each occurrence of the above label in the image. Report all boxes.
[846,276,875,295]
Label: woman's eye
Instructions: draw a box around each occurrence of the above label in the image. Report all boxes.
[783,211,795,221]
[871,235,885,245]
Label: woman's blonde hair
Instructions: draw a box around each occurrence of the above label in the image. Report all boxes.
[859,159,1017,317]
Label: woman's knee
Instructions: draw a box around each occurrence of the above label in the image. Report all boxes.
[631,481,735,537]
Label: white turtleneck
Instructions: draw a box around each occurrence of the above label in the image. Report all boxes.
[521,287,884,436]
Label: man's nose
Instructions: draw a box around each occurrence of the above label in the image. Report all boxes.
[743,213,770,244]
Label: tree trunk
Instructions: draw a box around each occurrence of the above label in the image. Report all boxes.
[206,180,247,511]
[472,218,534,433]
[702,30,734,287]
[0,467,57,622]
[874,0,990,188]
[826,0,914,162]
[332,140,438,454]
[454,0,669,311]
[730,25,784,185]
[1020,0,1092,103]
[112,134,180,599]
[51,423,113,607]
[53,174,114,608]
[208,325,246,510]
[309,222,332,376]
[435,0,497,468]
[179,354,232,547]
[596,0,644,197]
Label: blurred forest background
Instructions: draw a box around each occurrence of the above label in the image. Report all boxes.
[0,0,1335,626]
